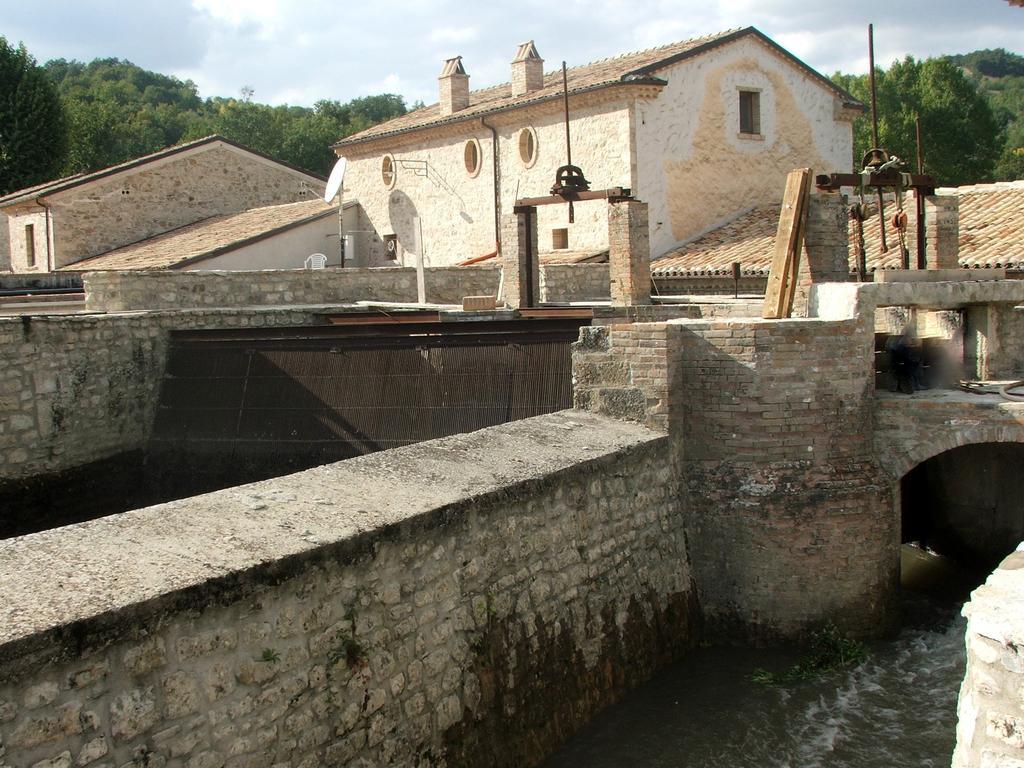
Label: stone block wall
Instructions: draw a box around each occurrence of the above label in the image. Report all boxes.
[82,267,606,313]
[0,306,347,482]
[953,546,1024,768]
[539,264,609,304]
[82,268,504,312]
[574,315,898,641]
[0,412,698,768]
[45,144,325,268]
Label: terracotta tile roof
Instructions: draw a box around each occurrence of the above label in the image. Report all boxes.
[651,181,1024,277]
[0,136,325,209]
[335,27,862,149]
[458,248,607,267]
[652,207,779,276]
[62,199,338,271]
[952,181,1024,269]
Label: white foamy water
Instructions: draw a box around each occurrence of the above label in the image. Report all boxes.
[544,596,966,768]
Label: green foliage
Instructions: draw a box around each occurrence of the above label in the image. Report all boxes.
[948,48,1024,79]
[38,57,408,179]
[751,625,868,685]
[832,56,1002,185]
[259,648,281,664]
[0,37,68,195]
[327,633,368,670]
[45,58,201,175]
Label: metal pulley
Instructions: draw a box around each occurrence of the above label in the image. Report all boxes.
[550,164,590,197]
[551,164,590,223]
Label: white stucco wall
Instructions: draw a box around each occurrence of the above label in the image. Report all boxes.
[188,214,341,271]
[634,35,855,257]
[340,95,633,267]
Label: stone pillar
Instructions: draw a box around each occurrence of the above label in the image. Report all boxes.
[607,199,651,306]
[500,207,538,309]
[794,193,850,316]
[924,194,959,270]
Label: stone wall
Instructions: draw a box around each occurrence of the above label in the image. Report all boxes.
[23,143,325,269]
[574,315,897,641]
[82,268,503,312]
[0,305,350,482]
[538,264,609,303]
[0,411,699,768]
[81,266,618,312]
[954,545,1024,768]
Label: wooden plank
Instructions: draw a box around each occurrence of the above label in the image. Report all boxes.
[763,168,811,319]
[782,178,810,315]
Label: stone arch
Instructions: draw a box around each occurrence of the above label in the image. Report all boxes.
[879,421,1024,483]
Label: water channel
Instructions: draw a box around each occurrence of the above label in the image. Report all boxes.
[544,547,980,768]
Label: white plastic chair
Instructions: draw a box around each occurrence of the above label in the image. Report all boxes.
[304,253,328,270]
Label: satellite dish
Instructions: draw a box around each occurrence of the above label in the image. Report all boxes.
[324,158,347,203]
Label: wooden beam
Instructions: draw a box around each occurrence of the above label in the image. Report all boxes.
[763,168,811,320]
[514,187,631,209]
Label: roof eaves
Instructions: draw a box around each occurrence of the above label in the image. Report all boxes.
[66,204,339,272]
[333,78,667,150]
[167,205,338,269]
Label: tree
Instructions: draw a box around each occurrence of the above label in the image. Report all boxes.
[832,56,1002,186]
[45,58,202,174]
[0,37,67,195]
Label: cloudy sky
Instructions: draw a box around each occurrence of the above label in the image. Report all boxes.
[4,0,1023,108]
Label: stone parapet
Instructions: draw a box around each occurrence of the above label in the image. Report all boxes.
[953,546,1024,768]
[0,411,698,768]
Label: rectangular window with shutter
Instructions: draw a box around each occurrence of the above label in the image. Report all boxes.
[739,90,761,135]
[25,224,35,268]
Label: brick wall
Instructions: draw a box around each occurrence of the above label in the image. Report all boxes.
[574,314,898,641]
[0,412,698,768]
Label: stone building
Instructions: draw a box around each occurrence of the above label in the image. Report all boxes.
[61,200,348,272]
[0,136,327,273]
[334,26,863,268]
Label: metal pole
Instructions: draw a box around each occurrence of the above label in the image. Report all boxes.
[915,114,926,269]
[868,24,888,253]
[562,62,571,168]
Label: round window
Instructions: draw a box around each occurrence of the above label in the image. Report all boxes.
[464,139,482,177]
[518,127,537,167]
[381,154,396,188]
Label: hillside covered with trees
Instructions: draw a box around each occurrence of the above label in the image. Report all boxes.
[831,47,1024,185]
[2,38,1023,197]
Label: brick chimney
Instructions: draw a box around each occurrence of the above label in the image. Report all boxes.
[511,41,544,96]
[439,56,470,116]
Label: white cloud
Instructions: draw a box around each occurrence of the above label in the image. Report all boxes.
[6,0,1024,108]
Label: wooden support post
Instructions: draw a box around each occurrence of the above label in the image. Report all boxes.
[763,168,811,319]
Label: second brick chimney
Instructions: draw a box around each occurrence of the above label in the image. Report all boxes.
[511,41,544,96]
[439,56,470,116]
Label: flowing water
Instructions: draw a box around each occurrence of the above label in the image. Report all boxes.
[545,548,975,768]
